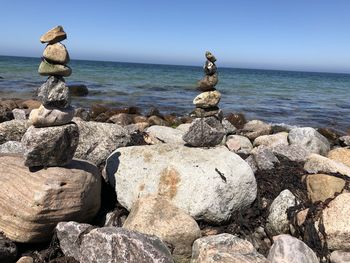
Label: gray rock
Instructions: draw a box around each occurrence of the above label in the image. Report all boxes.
[183,117,225,147]
[222,119,237,135]
[245,155,258,173]
[304,154,350,176]
[288,127,330,156]
[38,59,72,77]
[56,221,95,262]
[242,120,272,140]
[226,135,253,154]
[12,108,27,120]
[80,227,174,263]
[0,232,17,263]
[0,120,27,144]
[191,106,221,118]
[16,256,33,263]
[191,233,269,263]
[176,123,191,133]
[330,250,350,263]
[270,144,309,162]
[146,126,185,145]
[29,105,74,127]
[205,51,217,63]
[74,119,130,166]
[266,190,297,236]
[21,123,79,167]
[105,144,257,223]
[0,141,24,154]
[267,234,318,263]
[37,76,70,108]
[251,146,280,170]
[339,136,350,147]
[204,60,217,75]
[197,74,218,92]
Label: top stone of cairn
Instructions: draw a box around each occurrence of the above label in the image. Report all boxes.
[205,51,216,63]
[40,26,67,44]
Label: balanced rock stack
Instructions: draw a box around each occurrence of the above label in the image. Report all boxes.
[22,25,78,167]
[183,51,225,147]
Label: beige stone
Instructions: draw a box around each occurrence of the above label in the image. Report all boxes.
[306,174,345,203]
[328,148,350,167]
[0,155,101,243]
[304,154,350,177]
[40,25,66,44]
[193,90,221,108]
[16,256,34,263]
[253,132,289,148]
[29,104,74,127]
[43,43,70,64]
[123,194,201,263]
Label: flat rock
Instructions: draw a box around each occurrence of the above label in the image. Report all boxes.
[0,141,24,154]
[191,233,269,263]
[123,194,201,262]
[29,105,74,127]
[222,118,237,134]
[270,144,309,162]
[339,136,350,147]
[226,134,253,154]
[37,76,70,108]
[197,74,218,92]
[321,193,350,250]
[105,144,257,223]
[304,154,350,177]
[38,59,72,77]
[74,119,130,166]
[0,119,27,144]
[253,132,289,148]
[251,146,280,170]
[12,108,28,120]
[205,51,217,63]
[191,106,221,118]
[21,123,79,167]
[146,126,185,145]
[183,117,225,147]
[0,156,101,242]
[306,174,345,203]
[288,127,330,156]
[267,234,318,263]
[43,43,70,64]
[193,90,221,108]
[330,250,350,263]
[266,190,297,236]
[242,120,272,140]
[0,232,17,263]
[40,25,67,44]
[108,113,134,126]
[80,227,174,263]
[328,148,350,167]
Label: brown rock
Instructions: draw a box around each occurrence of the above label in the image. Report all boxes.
[107,113,134,126]
[90,104,109,119]
[16,256,33,263]
[197,74,218,91]
[43,43,70,64]
[205,51,217,63]
[317,127,341,145]
[0,155,101,243]
[242,120,272,140]
[0,99,18,111]
[163,115,182,127]
[306,174,345,203]
[68,84,89,97]
[191,107,221,118]
[19,99,41,110]
[328,148,350,167]
[148,115,169,126]
[133,115,148,123]
[40,25,67,44]
[225,112,247,129]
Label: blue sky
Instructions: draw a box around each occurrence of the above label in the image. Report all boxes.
[1,0,350,73]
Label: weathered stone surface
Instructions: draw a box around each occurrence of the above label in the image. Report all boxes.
[267,234,318,263]
[176,123,191,133]
[56,221,95,261]
[105,144,257,223]
[0,232,17,263]
[40,25,66,44]
[321,193,350,250]
[21,123,79,167]
[80,227,174,263]
[339,136,350,147]
[197,74,218,91]
[123,195,201,263]
[222,119,237,135]
[205,51,217,63]
[191,106,221,118]
[204,60,217,75]
[0,156,101,243]
[43,43,70,64]
[193,90,221,108]
[148,115,169,126]
[19,99,41,110]
[183,117,225,147]
[38,59,72,77]
[266,190,297,236]
[253,132,289,148]
[29,105,74,127]
[226,135,253,154]
[225,112,246,129]
[242,120,272,140]
[0,141,24,154]
[245,155,258,173]
[330,250,350,263]
[0,120,27,144]
[306,174,345,203]
[16,256,33,263]
[12,108,27,120]
[328,148,350,167]
[270,144,309,162]
[37,76,70,108]
[146,126,185,145]
[289,127,330,156]
[107,113,134,126]
[191,233,269,263]
[251,146,280,170]
[74,119,130,166]
[68,84,89,97]
[304,154,350,177]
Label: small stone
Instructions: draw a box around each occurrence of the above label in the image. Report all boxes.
[193,90,221,108]
[146,125,185,145]
[304,154,350,177]
[339,136,350,147]
[0,232,17,263]
[0,141,24,154]
[253,132,289,148]
[16,256,33,263]
[38,59,72,77]
[328,148,350,167]
[225,112,247,129]
[0,119,27,144]
[43,43,70,64]
[183,117,225,147]
[251,146,280,170]
[19,99,41,110]
[191,106,221,118]
[29,105,74,127]
[107,113,134,126]
[226,134,253,154]
[12,108,27,120]
[242,120,272,140]
[148,115,169,126]
[21,123,79,167]
[204,60,217,75]
[68,84,89,96]
[205,51,217,63]
[37,76,70,108]
[222,119,237,135]
[40,25,67,44]
[330,250,350,263]
[306,174,345,203]
[270,144,309,162]
[74,108,90,121]
[197,74,218,91]
[245,155,258,173]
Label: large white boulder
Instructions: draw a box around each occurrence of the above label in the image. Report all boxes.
[105,144,257,223]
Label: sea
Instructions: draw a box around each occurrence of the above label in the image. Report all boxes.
[0,55,349,132]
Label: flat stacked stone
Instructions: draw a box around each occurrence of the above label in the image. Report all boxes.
[23,25,78,167]
[183,51,225,147]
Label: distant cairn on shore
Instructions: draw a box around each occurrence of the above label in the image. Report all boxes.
[182,51,225,147]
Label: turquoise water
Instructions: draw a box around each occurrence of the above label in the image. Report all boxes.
[0,55,349,131]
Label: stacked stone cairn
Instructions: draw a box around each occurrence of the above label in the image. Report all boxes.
[183,51,225,147]
[22,26,78,167]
